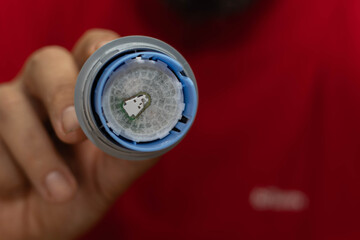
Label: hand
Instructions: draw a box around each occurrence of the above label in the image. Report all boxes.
[0,29,159,240]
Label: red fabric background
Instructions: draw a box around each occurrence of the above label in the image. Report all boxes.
[1,0,360,239]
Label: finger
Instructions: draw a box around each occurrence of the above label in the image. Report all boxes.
[24,46,86,144]
[0,84,78,203]
[72,28,120,67]
[0,138,28,198]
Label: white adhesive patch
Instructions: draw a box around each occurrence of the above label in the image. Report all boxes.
[102,57,184,142]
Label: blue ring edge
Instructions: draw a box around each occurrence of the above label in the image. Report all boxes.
[93,51,198,152]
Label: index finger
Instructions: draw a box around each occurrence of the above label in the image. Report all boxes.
[23,46,85,144]
[72,29,120,67]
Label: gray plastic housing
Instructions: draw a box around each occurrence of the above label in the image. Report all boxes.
[74,36,198,160]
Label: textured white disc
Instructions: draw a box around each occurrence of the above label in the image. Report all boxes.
[102,57,184,142]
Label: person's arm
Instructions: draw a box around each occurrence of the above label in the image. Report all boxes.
[0,28,158,240]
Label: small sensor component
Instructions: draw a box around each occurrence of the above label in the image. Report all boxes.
[121,92,151,120]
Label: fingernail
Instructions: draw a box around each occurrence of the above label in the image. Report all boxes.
[45,171,73,202]
[62,106,79,134]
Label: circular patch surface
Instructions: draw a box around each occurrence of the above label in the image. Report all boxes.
[102,57,184,142]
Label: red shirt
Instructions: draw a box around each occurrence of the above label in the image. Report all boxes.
[2,0,360,239]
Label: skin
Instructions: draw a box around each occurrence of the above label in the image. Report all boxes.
[0,29,159,240]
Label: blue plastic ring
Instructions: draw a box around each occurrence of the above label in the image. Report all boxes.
[93,51,198,152]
